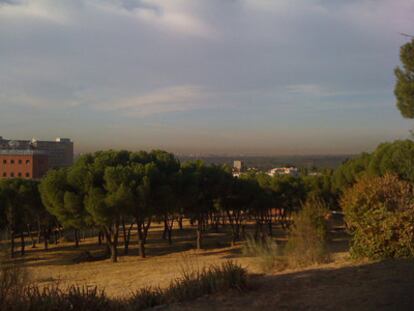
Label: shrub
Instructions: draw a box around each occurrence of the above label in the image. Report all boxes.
[242,235,284,273]
[341,174,414,260]
[164,260,247,302]
[285,198,330,267]
[6,285,114,311]
[0,250,30,308]
[128,287,164,310]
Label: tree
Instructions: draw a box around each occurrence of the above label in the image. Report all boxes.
[395,39,414,118]
[83,151,133,263]
[332,153,371,192]
[40,166,91,248]
[341,174,414,259]
[0,179,45,257]
[368,140,414,182]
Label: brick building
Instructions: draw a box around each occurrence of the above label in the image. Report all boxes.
[0,150,49,179]
[0,137,74,180]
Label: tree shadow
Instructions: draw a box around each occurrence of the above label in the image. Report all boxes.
[177,259,414,311]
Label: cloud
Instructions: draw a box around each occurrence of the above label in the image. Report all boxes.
[286,84,335,97]
[0,0,413,153]
[98,85,209,117]
[92,0,215,38]
[0,0,74,24]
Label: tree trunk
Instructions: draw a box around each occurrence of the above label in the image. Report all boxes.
[54,229,58,245]
[10,229,15,258]
[167,228,172,245]
[122,221,133,255]
[37,218,42,244]
[139,239,146,258]
[137,224,146,258]
[27,224,36,248]
[74,229,79,248]
[122,220,128,255]
[98,231,102,245]
[162,217,168,240]
[268,219,273,236]
[110,242,117,263]
[20,233,25,256]
[105,225,119,263]
[178,216,183,230]
[43,229,49,250]
[137,217,151,258]
[196,219,203,250]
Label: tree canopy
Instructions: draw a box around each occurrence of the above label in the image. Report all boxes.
[395,39,414,118]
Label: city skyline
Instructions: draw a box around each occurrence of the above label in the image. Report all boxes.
[1,0,414,155]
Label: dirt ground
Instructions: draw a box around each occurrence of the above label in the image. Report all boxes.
[7,223,414,310]
[167,258,414,311]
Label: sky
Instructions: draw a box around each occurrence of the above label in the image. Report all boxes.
[0,0,413,155]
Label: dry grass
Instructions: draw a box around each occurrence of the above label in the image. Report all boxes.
[9,223,256,298]
[4,221,349,300]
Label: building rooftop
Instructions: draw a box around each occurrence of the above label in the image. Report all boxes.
[0,149,47,155]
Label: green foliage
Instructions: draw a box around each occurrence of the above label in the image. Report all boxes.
[333,140,414,193]
[332,152,371,191]
[368,140,414,181]
[285,198,330,267]
[341,174,414,260]
[303,173,337,208]
[395,39,414,118]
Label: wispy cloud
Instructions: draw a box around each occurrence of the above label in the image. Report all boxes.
[97,85,208,117]
[95,0,215,38]
[0,0,73,24]
[286,84,337,97]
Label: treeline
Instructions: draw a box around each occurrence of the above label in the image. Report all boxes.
[0,149,338,262]
[1,140,413,262]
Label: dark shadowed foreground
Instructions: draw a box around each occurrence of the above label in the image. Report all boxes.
[167,259,414,311]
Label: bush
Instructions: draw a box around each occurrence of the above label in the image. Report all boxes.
[242,235,284,273]
[341,174,414,260]
[285,198,330,267]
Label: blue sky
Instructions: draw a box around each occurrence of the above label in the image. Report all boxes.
[0,0,413,154]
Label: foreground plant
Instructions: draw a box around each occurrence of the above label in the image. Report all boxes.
[341,174,414,260]
[1,260,247,311]
[285,198,330,267]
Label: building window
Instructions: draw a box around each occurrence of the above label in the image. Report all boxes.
[10,160,14,164]
[2,160,6,164]
[10,172,14,177]
[18,172,22,177]
[26,160,30,164]
[2,172,6,177]
[25,173,30,178]
[18,159,22,164]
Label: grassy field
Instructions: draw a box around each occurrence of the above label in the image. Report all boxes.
[8,222,262,297]
[4,222,414,310]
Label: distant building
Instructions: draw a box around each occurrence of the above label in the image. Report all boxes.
[268,167,299,177]
[233,160,246,177]
[0,136,74,179]
[308,171,322,176]
[0,150,48,179]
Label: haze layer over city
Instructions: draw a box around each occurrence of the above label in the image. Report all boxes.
[1,0,414,155]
